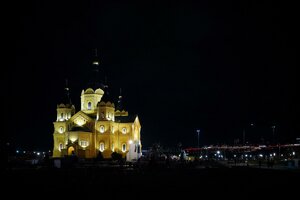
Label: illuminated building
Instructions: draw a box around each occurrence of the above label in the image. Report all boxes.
[52,53,142,160]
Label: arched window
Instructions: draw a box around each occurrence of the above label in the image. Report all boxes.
[59,143,63,151]
[80,140,88,147]
[100,125,105,133]
[60,113,64,119]
[87,102,92,110]
[122,143,126,152]
[122,127,127,134]
[100,112,104,119]
[99,142,105,152]
[59,126,64,133]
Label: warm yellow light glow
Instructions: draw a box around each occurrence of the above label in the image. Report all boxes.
[99,142,104,152]
[75,118,85,126]
[122,127,127,134]
[69,136,77,143]
[129,140,133,144]
[68,146,75,155]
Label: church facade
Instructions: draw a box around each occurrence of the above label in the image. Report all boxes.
[52,57,142,160]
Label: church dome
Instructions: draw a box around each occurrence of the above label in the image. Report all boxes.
[95,88,104,95]
[84,88,95,94]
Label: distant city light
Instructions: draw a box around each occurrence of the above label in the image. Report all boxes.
[216,151,220,154]
[259,154,263,157]
[16,150,19,153]
[273,153,276,156]
[23,151,26,153]
[37,152,40,155]
[292,152,295,155]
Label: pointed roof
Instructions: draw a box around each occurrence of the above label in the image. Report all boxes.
[86,48,107,90]
[116,88,123,111]
[59,78,73,105]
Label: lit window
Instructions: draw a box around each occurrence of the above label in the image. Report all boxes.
[87,102,92,110]
[112,143,114,151]
[100,125,105,133]
[100,112,104,119]
[122,143,126,152]
[80,140,88,147]
[99,142,105,152]
[111,126,114,134]
[61,113,64,119]
[59,143,63,151]
[122,127,127,134]
[59,126,64,133]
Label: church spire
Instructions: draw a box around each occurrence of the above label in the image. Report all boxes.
[64,79,72,105]
[92,48,99,66]
[116,88,123,111]
[87,48,105,89]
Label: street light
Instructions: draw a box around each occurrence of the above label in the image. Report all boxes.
[271,125,276,144]
[196,129,200,149]
[196,129,200,157]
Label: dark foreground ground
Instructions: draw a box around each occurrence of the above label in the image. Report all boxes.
[2,165,299,198]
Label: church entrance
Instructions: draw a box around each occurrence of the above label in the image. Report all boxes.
[68,146,75,156]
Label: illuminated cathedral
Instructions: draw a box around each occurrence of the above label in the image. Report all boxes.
[52,53,142,160]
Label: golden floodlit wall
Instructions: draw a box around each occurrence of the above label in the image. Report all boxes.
[52,87,142,160]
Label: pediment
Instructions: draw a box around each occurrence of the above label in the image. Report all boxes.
[70,111,94,126]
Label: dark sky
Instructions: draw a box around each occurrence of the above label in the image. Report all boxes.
[4,1,299,151]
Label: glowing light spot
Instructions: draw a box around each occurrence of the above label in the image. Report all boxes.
[100,125,105,133]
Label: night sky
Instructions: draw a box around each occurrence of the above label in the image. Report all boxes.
[4,1,299,151]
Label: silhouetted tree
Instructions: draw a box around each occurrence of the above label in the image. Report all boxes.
[96,151,104,161]
[111,152,122,161]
